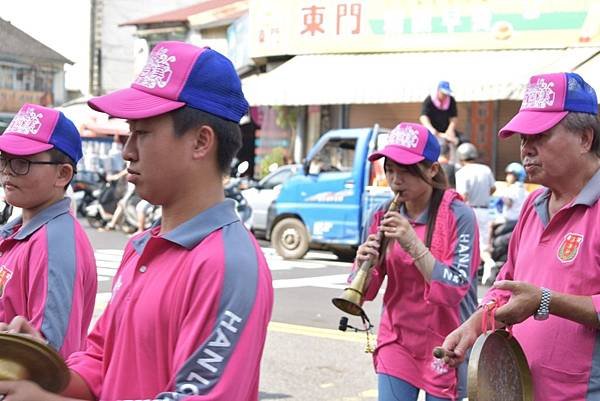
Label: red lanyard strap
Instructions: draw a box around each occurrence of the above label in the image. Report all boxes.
[481,301,497,334]
[481,300,513,337]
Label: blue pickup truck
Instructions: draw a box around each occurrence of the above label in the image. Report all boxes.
[266,125,393,260]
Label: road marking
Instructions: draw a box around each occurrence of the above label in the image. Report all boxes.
[268,321,375,343]
[273,274,348,289]
[94,248,354,288]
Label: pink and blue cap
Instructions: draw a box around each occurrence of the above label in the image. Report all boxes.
[0,103,82,163]
[368,123,440,165]
[88,41,249,123]
[499,72,598,138]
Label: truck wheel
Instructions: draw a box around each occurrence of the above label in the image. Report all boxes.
[271,218,309,260]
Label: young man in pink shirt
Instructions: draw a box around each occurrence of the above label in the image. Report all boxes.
[0,104,97,358]
[0,41,273,401]
[440,72,600,400]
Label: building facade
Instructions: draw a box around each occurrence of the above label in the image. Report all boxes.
[0,17,72,131]
[243,0,600,176]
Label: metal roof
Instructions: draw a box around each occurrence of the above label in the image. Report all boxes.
[121,0,246,26]
[242,48,600,106]
[0,18,72,65]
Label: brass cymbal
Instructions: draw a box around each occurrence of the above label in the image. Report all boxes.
[0,333,69,393]
[468,329,533,401]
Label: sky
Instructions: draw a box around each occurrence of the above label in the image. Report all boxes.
[1,0,91,94]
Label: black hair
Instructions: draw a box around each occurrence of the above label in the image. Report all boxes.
[47,148,76,190]
[385,159,449,247]
[169,106,242,174]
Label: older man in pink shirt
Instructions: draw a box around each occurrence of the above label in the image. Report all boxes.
[440,72,600,400]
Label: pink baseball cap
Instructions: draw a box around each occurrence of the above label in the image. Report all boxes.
[0,103,82,163]
[368,123,440,165]
[88,41,249,123]
[499,72,598,138]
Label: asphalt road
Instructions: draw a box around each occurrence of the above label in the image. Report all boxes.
[85,222,384,401]
[85,222,491,401]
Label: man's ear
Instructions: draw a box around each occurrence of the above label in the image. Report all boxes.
[580,127,594,154]
[190,125,216,160]
[56,164,74,188]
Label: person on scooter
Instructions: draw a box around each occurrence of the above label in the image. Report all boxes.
[0,104,97,358]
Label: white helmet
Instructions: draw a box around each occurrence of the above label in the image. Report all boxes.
[457,142,478,161]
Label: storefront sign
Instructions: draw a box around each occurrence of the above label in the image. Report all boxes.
[249,0,600,57]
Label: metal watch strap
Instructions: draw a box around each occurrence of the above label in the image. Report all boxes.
[534,287,551,320]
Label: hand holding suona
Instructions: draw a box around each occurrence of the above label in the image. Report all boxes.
[332,193,401,316]
[379,210,436,282]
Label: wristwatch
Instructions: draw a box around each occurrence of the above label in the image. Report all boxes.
[534,287,552,321]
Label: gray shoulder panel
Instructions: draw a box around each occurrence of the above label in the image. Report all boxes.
[42,213,77,351]
[159,221,259,399]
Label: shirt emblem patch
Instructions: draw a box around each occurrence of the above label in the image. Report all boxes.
[0,265,13,298]
[557,232,583,263]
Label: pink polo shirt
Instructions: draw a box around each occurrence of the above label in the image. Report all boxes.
[357,194,479,400]
[0,198,97,358]
[483,168,600,401]
[68,199,274,401]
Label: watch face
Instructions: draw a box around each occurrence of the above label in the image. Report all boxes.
[534,312,549,321]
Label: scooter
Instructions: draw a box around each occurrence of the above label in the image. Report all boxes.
[71,170,104,218]
[83,178,125,229]
[225,161,253,229]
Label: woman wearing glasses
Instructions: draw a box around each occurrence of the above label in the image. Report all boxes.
[0,103,97,358]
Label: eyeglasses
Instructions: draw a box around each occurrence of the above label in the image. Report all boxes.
[0,156,62,176]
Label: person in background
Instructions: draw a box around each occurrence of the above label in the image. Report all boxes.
[353,122,479,401]
[441,72,600,401]
[0,104,97,358]
[420,81,460,148]
[0,41,273,401]
[438,139,456,188]
[455,142,496,279]
[481,162,527,285]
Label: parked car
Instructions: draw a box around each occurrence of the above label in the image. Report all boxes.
[242,164,301,236]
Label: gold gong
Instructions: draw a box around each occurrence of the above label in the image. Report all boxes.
[468,329,533,401]
[0,333,69,393]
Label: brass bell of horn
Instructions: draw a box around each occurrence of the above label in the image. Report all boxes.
[332,260,370,316]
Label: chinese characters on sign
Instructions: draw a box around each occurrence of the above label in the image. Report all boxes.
[301,3,362,36]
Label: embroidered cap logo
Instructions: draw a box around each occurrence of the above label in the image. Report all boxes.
[389,125,420,149]
[521,78,556,110]
[135,47,176,89]
[6,107,43,135]
[557,232,583,263]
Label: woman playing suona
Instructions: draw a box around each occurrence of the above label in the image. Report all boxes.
[353,122,480,401]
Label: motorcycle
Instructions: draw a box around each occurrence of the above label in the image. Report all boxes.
[71,170,104,218]
[83,177,126,229]
[225,161,253,229]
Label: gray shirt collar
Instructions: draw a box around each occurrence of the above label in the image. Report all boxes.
[533,167,600,226]
[399,203,430,225]
[132,199,240,254]
[0,198,71,240]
